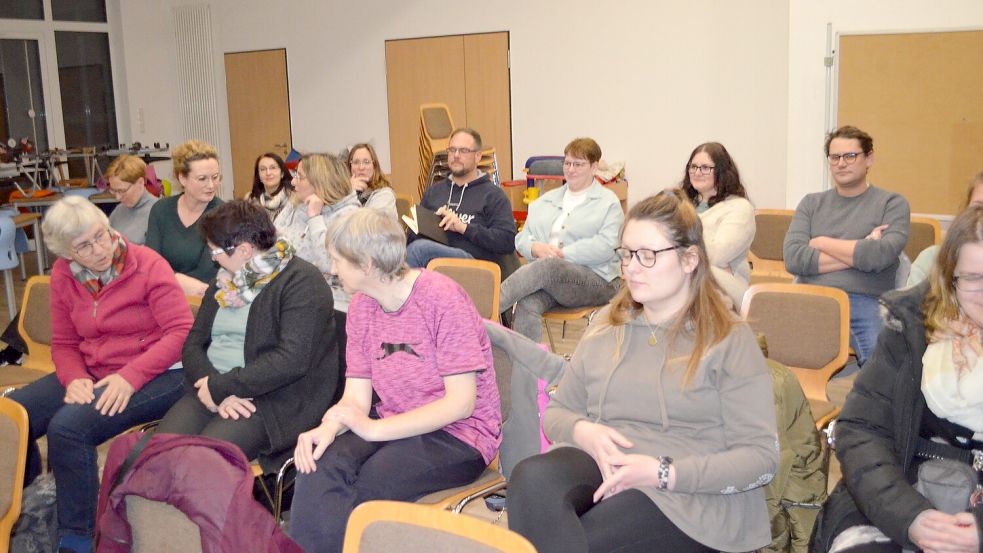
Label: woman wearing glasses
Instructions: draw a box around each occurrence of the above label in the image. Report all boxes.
[6,196,193,553]
[145,140,224,297]
[274,152,360,312]
[507,190,778,553]
[347,143,398,221]
[679,142,755,308]
[499,138,624,342]
[244,152,291,221]
[157,200,341,474]
[813,206,983,553]
[290,208,500,553]
[105,154,158,244]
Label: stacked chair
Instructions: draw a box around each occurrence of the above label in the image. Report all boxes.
[416,103,499,199]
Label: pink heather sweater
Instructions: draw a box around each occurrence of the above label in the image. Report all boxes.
[50,239,194,391]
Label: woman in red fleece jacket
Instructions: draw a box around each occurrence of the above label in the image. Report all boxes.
[6,195,193,553]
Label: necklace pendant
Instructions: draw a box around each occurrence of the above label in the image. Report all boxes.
[648,334,658,346]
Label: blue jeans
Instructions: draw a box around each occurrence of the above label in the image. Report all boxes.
[499,258,621,342]
[847,292,883,366]
[7,369,185,539]
[405,238,473,268]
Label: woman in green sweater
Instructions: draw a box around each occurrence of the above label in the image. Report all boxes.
[145,140,224,297]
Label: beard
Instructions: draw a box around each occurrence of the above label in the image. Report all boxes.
[450,165,473,179]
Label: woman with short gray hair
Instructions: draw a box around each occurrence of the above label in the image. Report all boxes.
[6,195,193,553]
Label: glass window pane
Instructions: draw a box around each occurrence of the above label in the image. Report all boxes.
[0,0,43,20]
[55,31,118,178]
[0,39,49,152]
[51,0,107,23]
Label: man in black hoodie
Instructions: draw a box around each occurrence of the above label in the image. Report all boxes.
[406,127,516,268]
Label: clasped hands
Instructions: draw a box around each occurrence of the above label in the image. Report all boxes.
[194,376,256,420]
[65,374,135,416]
[531,242,565,259]
[908,509,979,553]
[572,420,674,503]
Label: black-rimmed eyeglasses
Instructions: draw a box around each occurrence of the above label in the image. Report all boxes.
[613,246,680,268]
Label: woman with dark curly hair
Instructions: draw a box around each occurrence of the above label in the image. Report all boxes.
[679,142,754,307]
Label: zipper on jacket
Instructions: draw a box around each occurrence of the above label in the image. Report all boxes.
[92,300,99,318]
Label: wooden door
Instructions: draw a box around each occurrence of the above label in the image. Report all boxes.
[838,31,983,215]
[385,32,512,201]
[224,49,291,199]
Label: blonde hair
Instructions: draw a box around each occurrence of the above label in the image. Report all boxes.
[924,204,983,340]
[326,208,408,281]
[42,196,110,258]
[295,153,352,206]
[348,143,391,193]
[587,189,737,385]
[171,139,218,177]
[105,155,146,184]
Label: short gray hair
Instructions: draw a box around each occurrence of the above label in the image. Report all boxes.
[326,208,407,281]
[42,196,110,258]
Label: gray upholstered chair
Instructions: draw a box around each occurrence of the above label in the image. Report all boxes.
[740,282,850,429]
[426,258,501,322]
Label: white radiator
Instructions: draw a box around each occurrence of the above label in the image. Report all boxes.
[172,4,221,148]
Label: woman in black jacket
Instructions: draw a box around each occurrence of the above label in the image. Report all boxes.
[813,206,983,553]
[158,200,342,471]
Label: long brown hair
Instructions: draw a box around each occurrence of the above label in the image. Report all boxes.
[588,189,737,384]
[924,205,983,339]
[680,142,747,208]
[347,143,392,193]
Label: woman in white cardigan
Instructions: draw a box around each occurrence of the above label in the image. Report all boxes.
[680,142,755,308]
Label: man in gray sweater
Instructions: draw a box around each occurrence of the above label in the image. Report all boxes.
[783,126,910,366]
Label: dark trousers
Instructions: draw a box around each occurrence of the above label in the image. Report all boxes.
[289,429,486,553]
[157,387,272,461]
[6,369,184,539]
[507,447,716,553]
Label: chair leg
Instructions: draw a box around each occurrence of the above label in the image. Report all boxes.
[544,320,557,352]
[4,270,15,320]
[274,457,295,524]
[19,253,26,280]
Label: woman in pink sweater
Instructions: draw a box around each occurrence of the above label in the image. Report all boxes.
[6,196,193,553]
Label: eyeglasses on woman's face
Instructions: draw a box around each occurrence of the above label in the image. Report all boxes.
[209,245,237,259]
[613,245,681,268]
[72,228,112,258]
[687,164,715,175]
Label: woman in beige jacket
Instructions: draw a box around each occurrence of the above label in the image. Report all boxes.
[507,190,778,553]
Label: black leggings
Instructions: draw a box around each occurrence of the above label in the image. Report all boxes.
[507,447,716,553]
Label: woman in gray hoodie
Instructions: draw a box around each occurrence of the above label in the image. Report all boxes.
[507,189,779,553]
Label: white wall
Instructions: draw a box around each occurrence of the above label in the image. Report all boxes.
[116,0,790,206]
[786,1,983,210]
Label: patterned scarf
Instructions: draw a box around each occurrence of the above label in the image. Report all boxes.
[214,238,295,308]
[922,313,983,437]
[69,229,127,298]
[258,188,288,218]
